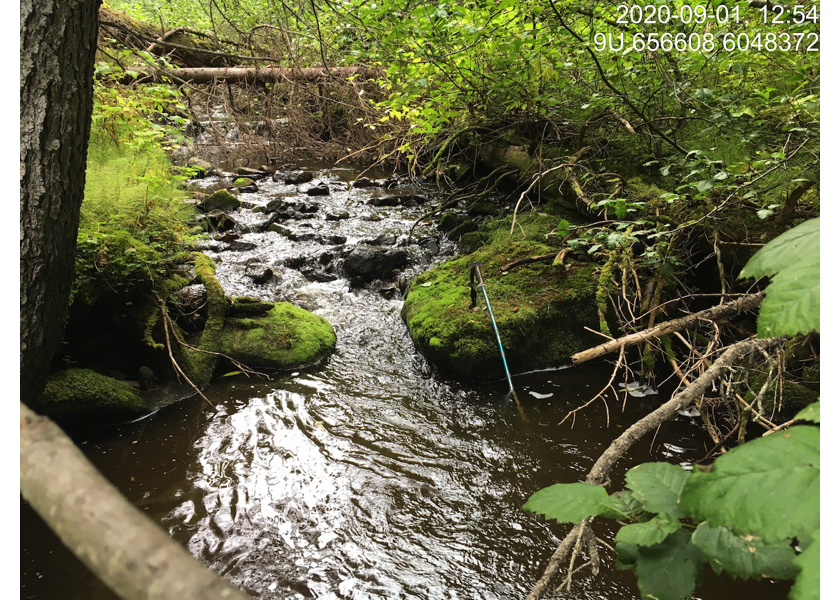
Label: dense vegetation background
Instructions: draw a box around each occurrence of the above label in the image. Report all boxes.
[54,1,822,598]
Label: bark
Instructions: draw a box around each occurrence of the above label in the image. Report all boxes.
[20,0,101,405]
[123,66,380,85]
[570,292,765,365]
[526,337,784,599]
[21,403,251,600]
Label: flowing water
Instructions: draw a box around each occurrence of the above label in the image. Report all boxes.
[21,162,790,600]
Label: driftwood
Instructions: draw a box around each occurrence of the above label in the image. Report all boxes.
[527,336,784,599]
[571,292,764,365]
[21,402,251,600]
[122,66,380,85]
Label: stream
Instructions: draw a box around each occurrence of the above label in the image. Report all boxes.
[21,161,790,600]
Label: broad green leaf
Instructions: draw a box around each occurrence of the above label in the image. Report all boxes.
[791,532,819,600]
[625,462,690,517]
[522,483,609,523]
[621,529,704,600]
[795,401,820,423]
[691,522,798,580]
[740,218,819,337]
[616,513,682,547]
[599,490,645,520]
[679,426,819,544]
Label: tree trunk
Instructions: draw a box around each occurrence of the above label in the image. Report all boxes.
[20,4,253,599]
[20,0,101,405]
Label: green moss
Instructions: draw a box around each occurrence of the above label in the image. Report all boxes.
[219,302,337,370]
[448,219,479,240]
[227,296,275,317]
[201,189,241,212]
[233,177,255,187]
[401,240,601,380]
[36,368,146,423]
[175,252,226,386]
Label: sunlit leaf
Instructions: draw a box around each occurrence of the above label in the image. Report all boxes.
[523,483,609,523]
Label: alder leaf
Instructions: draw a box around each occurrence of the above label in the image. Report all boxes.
[522,482,609,523]
[679,426,819,544]
[740,217,819,337]
[795,401,820,423]
[615,513,682,547]
[618,528,704,600]
[791,532,819,600]
[625,462,690,517]
[691,522,798,580]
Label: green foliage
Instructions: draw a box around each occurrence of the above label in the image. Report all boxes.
[73,70,198,306]
[616,529,704,600]
[625,462,690,518]
[614,513,681,547]
[691,523,798,581]
[791,533,819,600]
[740,218,820,337]
[522,483,610,524]
[796,402,820,423]
[524,425,819,599]
[679,426,819,545]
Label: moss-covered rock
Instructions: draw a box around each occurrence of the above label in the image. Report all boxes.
[219,302,337,370]
[401,241,602,380]
[36,368,147,424]
[199,189,241,212]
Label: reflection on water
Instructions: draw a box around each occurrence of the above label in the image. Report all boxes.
[21,163,790,600]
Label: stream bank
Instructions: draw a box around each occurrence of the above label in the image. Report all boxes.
[23,158,792,600]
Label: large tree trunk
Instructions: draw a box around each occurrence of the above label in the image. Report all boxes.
[20,0,101,404]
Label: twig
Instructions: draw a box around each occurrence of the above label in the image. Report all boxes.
[571,293,764,365]
[159,304,218,412]
[527,337,784,599]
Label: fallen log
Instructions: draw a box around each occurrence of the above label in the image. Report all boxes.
[20,402,251,600]
[570,292,764,365]
[121,66,380,85]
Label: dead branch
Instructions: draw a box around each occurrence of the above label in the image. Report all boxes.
[509,147,591,235]
[526,336,784,599]
[159,303,218,412]
[571,292,764,365]
[20,403,250,600]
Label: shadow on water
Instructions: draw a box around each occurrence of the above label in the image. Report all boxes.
[22,161,791,600]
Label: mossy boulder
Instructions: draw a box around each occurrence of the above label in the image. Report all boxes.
[199,189,241,212]
[401,241,602,380]
[36,368,147,424]
[219,302,337,370]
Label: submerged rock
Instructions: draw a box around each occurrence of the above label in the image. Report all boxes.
[343,245,410,285]
[401,241,601,380]
[35,368,147,424]
[304,181,330,196]
[283,170,315,185]
[220,302,337,370]
[245,263,273,284]
[187,157,216,178]
[236,167,270,179]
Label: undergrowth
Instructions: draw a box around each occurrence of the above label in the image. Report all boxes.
[73,70,198,306]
